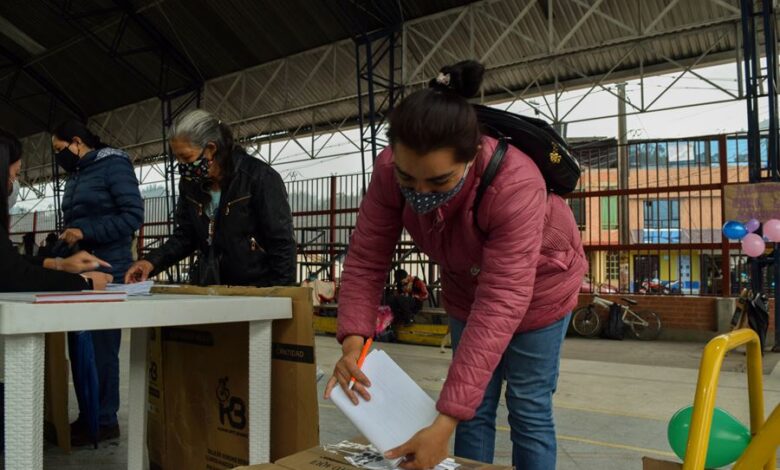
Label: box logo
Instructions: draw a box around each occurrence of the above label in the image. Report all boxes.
[216,377,246,430]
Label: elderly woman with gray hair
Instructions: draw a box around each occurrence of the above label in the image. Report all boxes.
[125,110,297,287]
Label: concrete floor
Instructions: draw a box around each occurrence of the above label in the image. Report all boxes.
[37,332,780,469]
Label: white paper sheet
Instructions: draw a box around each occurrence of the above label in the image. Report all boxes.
[330,350,440,466]
[106,280,154,296]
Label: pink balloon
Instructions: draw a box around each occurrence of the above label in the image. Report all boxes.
[764,219,780,242]
[745,219,761,233]
[742,233,766,257]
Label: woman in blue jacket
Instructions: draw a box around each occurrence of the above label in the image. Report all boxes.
[52,120,144,446]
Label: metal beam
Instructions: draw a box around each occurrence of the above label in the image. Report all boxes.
[569,0,636,34]
[0,44,86,122]
[556,0,607,52]
[643,0,682,34]
[0,15,46,55]
[406,7,469,84]
[480,1,537,62]
[644,30,731,111]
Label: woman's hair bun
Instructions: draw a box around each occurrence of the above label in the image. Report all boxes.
[428,60,485,98]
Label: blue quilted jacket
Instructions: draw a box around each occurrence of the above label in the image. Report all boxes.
[61,147,144,279]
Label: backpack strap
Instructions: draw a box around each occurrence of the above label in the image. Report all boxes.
[472,138,508,233]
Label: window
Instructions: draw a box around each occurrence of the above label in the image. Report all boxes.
[644,200,680,229]
[569,198,586,230]
[606,252,620,280]
[600,196,618,230]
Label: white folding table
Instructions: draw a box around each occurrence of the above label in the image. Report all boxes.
[0,293,292,470]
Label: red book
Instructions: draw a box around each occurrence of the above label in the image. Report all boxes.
[33,291,128,304]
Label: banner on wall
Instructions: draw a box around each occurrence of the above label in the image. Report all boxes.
[724,182,780,221]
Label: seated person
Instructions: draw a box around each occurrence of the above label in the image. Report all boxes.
[387,269,429,325]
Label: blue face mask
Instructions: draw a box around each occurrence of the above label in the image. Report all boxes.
[400,163,471,214]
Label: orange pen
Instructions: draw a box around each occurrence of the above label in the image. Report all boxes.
[348,337,373,389]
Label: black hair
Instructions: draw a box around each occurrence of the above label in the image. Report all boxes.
[387,60,485,163]
[52,120,108,150]
[215,121,236,190]
[0,129,22,165]
[23,232,35,255]
[0,129,22,231]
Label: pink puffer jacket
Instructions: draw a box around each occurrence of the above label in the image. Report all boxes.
[336,136,588,421]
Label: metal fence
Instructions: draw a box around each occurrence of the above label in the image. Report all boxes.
[572,133,767,296]
[9,133,771,298]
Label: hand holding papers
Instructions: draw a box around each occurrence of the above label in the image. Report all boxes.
[330,350,440,467]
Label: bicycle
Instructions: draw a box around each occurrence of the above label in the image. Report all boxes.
[572,294,662,340]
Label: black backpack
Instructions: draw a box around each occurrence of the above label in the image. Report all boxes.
[602,303,625,340]
[472,105,581,230]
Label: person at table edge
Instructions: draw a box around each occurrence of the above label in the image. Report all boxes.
[0,130,112,292]
[125,110,297,287]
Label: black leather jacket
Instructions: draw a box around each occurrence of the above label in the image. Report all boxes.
[145,148,297,286]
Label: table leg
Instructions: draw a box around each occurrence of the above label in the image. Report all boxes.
[248,320,273,464]
[127,328,149,470]
[4,334,45,470]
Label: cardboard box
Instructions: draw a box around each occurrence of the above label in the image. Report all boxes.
[642,457,683,469]
[44,333,71,452]
[148,285,319,469]
[233,441,512,470]
[146,326,166,466]
[233,465,288,470]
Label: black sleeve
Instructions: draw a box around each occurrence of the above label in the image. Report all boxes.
[145,195,198,275]
[23,254,45,266]
[254,167,297,286]
[0,225,89,292]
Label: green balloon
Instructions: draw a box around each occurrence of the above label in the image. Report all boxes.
[667,406,751,468]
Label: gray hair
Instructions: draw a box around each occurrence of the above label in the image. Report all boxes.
[170,109,229,149]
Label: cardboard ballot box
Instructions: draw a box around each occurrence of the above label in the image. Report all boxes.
[148,285,319,469]
[233,440,513,470]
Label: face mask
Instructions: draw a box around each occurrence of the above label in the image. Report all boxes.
[7,179,19,209]
[55,146,80,173]
[400,163,471,214]
[178,153,211,181]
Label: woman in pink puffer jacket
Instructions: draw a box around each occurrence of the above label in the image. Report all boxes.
[324,61,587,470]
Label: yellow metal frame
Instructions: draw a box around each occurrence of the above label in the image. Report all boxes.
[683,329,777,470]
[734,404,780,469]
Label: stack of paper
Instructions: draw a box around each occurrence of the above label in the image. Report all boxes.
[323,441,460,470]
[106,280,154,296]
[330,350,440,467]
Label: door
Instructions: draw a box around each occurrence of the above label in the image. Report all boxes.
[700,254,723,295]
[679,255,692,294]
[634,255,659,292]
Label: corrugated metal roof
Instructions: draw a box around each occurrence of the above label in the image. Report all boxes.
[1,0,475,137]
[8,0,747,182]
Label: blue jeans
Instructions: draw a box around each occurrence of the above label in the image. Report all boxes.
[92,329,121,427]
[449,314,570,469]
[70,329,121,427]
